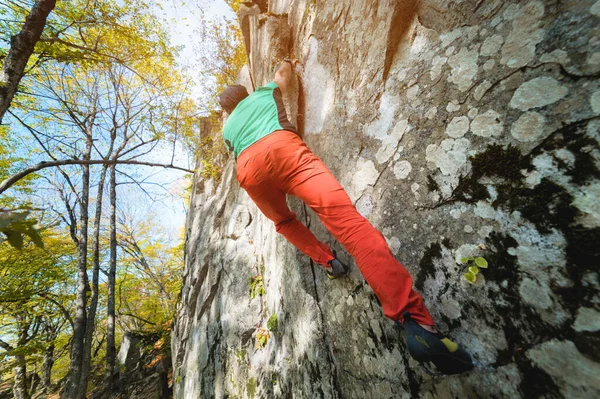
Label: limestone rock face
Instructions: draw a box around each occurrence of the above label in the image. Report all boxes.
[172,1,600,397]
[117,332,143,374]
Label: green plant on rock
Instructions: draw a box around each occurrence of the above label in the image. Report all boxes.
[255,327,270,349]
[267,313,278,331]
[461,256,489,284]
[197,132,228,182]
[246,377,257,397]
[236,348,247,361]
[200,158,223,180]
[249,275,265,299]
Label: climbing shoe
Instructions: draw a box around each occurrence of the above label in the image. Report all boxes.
[401,312,474,375]
[325,252,349,279]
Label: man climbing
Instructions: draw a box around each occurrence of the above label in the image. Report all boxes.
[218,59,473,375]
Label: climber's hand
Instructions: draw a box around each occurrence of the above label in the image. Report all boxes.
[283,58,304,78]
[292,59,304,76]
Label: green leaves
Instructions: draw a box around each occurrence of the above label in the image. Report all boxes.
[249,275,265,299]
[0,209,44,249]
[267,313,278,332]
[475,257,488,268]
[460,255,490,285]
[463,272,476,284]
[1,228,77,375]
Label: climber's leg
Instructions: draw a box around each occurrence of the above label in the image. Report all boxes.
[237,137,334,265]
[238,131,473,374]
[262,131,434,326]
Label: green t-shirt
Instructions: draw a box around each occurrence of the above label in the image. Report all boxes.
[222,81,296,158]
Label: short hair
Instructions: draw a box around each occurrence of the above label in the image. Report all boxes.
[218,85,249,114]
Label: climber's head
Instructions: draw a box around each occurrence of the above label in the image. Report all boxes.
[218,85,249,114]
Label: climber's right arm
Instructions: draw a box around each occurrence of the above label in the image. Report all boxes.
[273,59,294,95]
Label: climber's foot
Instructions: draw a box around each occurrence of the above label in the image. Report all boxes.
[401,312,474,375]
[325,252,349,279]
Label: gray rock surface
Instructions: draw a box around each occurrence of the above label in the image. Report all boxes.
[91,332,171,399]
[172,1,600,397]
[117,332,143,374]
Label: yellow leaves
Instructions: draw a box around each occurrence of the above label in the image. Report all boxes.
[225,0,244,13]
[0,228,76,319]
[255,327,270,349]
[194,15,247,110]
[0,229,76,275]
[37,0,181,87]
[116,217,184,332]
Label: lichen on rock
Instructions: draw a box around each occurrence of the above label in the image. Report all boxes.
[172,1,600,398]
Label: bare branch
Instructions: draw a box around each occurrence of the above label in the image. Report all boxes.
[114,168,154,200]
[0,159,194,194]
[117,311,156,326]
[37,293,74,330]
[0,338,14,351]
[9,109,83,209]
[117,137,159,158]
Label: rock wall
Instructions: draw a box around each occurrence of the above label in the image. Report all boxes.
[172,1,600,397]
[91,332,172,399]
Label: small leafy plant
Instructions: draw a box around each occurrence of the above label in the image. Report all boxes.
[249,275,265,299]
[267,313,278,331]
[255,327,270,349]
[461,256,489,284]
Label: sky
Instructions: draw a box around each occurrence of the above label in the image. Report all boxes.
[156,0,235,98]
[0,0,236,244]
[129,0,235,239]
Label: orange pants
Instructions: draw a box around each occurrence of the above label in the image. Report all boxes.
[236,131,434,326]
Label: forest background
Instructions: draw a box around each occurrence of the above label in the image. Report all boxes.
[0,0,245,398]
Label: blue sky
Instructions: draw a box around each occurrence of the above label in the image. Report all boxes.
[123,0,235,239]
[0,0,236,242]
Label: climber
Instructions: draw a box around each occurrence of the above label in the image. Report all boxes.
[218,59,473,375]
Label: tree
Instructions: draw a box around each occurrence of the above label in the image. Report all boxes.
[0,0,179,123]
[0,0,57,123]
[0,231,76,399]
[0,125,43,249]
[194,15,247,111]
[2,1,195,393]
[1,1,244,397]
[116,215,184,330]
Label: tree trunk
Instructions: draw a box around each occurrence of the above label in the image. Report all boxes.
[12,355,29,399]
[0,0,57,123]
[79,165,109,397]
[41,342,55,391]
[28,372,40,397]
[106,164,117,390]
[61,136,92,399]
